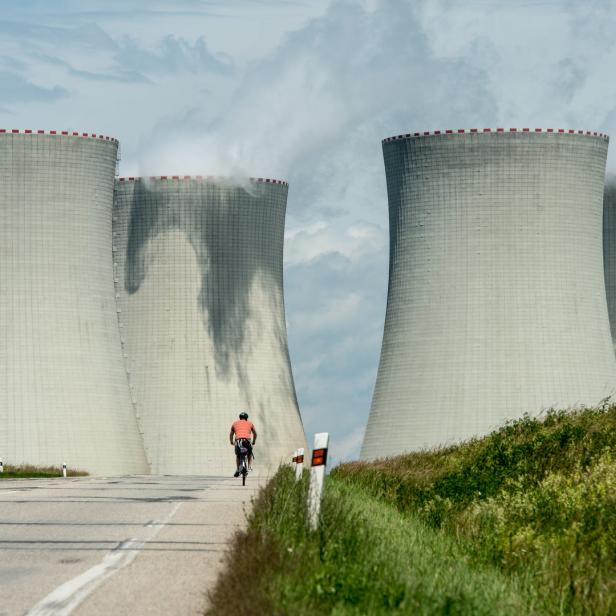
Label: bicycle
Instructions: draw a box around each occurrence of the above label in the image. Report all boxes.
[236,438,251,486]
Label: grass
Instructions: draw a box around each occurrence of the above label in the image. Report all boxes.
[334,404,616,615]
[206,467,536,615]
[0,464,87,478]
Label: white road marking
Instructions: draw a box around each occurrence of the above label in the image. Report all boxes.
[0,490,20,495]
[25,502,182,616]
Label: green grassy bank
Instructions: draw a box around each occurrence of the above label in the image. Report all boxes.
[206,467,536,615]
[208,405,616,615]
[0,464,87,478]
[335,405,616,614]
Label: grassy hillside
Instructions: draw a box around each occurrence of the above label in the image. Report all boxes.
[335,405,616,614]
[207,405,616,615]
[0,464,87,478]
[206,467,535,615]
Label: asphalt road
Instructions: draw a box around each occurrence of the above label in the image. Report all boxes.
[0,475,260,616]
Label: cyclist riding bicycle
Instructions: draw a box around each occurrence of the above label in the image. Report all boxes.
[230,412,257,477]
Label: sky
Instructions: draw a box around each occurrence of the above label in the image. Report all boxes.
[3,0,616,464]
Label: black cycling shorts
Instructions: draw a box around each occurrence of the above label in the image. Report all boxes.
[235,438,253,456]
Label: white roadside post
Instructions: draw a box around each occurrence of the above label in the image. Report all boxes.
[292,449,298,470]
[307,433,329,530]
[0,458,3,473]
[62,463,67,478]
[295,447,304,481]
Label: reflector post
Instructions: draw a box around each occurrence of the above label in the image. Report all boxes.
[308,433,329,529]
[295,447,304,481]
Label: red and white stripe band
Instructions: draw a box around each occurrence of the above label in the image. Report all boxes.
[382,128,609,144]
[0,129,119,143]
[117,176,289,186]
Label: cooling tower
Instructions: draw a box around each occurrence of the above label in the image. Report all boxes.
[362,128,616,460]
[113,176,306,475]
[603,177,616,351]
[0,130,148,475]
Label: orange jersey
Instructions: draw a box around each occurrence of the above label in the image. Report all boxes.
[232,419,254,440]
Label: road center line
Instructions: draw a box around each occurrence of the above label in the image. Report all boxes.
[25,501,182,616]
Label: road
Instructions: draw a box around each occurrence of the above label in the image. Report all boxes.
[0,475,260,615]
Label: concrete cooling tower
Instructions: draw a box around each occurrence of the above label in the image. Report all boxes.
[362,128,616,461]
[0,130,148,475]
[603,177,616,351]
[113,176,306,475]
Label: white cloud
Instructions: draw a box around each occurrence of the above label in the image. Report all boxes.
[136,0,496,179]
[285,221,386,265]
[291,292,362,331]
[331,425,366,465]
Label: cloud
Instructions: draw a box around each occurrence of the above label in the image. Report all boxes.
[33,52,152,84]
[0,20,117,51]
[0,70,68,103]
[330,425,366,465]
[285,246,388,461]
[0,19,231,97]
[138,0,496,178]
[285,221,386,266]
[113,35,233,76]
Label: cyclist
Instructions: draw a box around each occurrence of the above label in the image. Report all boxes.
[230,412,257,477]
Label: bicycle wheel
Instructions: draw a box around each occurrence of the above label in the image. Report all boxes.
[241,458,247,486]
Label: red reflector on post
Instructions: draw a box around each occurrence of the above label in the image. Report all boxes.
[311,448,327,467]
[296,454,304,464]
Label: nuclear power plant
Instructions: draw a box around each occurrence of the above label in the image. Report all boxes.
[3,124,616,471]
[362,128,616,460]
[0,130,148,475]
[113,176,306,475]
[0,128,305,476]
